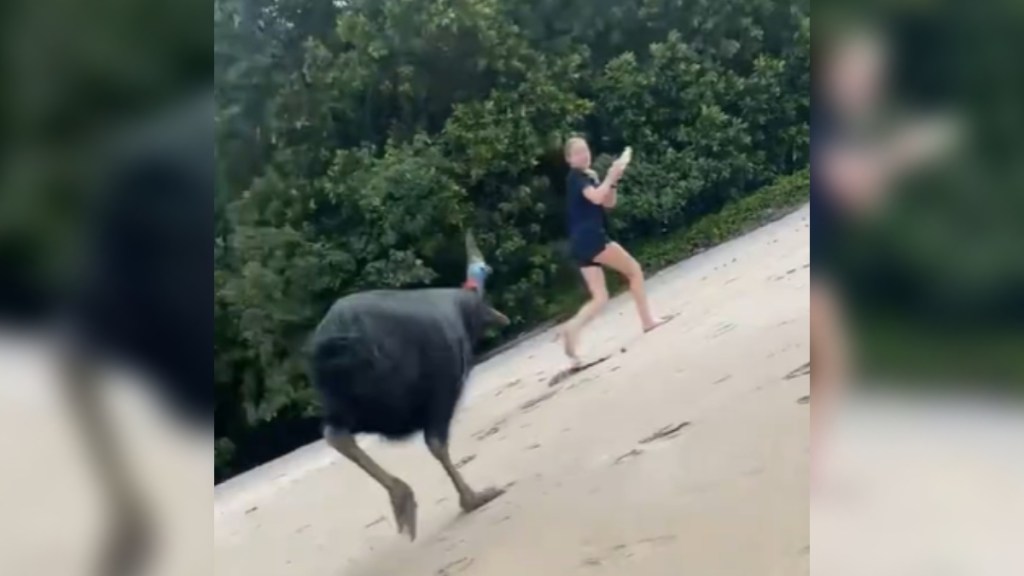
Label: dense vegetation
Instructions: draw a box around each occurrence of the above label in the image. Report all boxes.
[214,0,810,481]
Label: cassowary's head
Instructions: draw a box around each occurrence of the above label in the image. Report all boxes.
[459,231,509,340]
[457,291,510,343]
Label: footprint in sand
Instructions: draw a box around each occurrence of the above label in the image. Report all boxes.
[567,375,598,391]
[547,355,611,387]
[710,322,737,338]
[436,557,474,575]
[364,516,386,529]
[580,535,679,568]
[473,417,507,441]
[494,378,523,397]
[613,448,643,465]
[611,424,691,466]
[784,362,810,380]
[639,422,691,444]
[519,390,559,413]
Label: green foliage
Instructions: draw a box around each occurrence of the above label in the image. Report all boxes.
[214,0,809,481]
[633,168,809,271]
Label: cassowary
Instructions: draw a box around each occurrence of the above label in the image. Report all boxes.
[60,92,213,576]
[309,234,510,540]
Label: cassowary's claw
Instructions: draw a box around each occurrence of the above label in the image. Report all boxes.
[389,481,418,541]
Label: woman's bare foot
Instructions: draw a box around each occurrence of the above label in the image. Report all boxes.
[642,314,676,333]
[560,325,582,367]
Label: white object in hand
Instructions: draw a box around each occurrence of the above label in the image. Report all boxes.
[618,146,633,167]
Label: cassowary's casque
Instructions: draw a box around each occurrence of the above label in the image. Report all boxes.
[309,234,509,540]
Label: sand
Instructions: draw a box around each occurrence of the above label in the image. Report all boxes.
[7,203,1018,576]
[0,329,212,576]
[213,205,811,576]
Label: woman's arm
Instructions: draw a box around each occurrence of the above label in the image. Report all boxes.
[582,163,624,206]
[823,116,960,216]
[883,116,960,175]
[602,183,618,208]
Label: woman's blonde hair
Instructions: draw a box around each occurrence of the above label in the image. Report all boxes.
[564,136,599,181]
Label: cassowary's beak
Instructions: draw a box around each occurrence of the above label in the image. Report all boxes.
[488,306,511,327]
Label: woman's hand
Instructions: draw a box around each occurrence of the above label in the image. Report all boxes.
[608,158,627,182]
[888,115,961,171]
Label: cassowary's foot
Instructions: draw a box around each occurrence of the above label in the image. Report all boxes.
[97,507,152,576]
[388,480,418,541]
[459,486,505,513]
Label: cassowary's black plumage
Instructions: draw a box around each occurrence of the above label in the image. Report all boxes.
[308,250,509,541]
[73,92,213,424]
[310,288,496,442]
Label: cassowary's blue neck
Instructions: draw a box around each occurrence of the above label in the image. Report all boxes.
[463,261,491,293]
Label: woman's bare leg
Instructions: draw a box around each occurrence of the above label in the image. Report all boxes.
[561,266,609,364]
[810,281,848,408]
[810,279,848,485]
[594,242,665,331]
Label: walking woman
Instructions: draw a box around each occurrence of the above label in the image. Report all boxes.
[811,27,959,485]
[559,137,668,364]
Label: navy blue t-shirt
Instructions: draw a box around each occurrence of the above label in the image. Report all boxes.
[810,108,843,276]
[566,169,608,234]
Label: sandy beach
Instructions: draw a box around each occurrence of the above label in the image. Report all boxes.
[9,203,1018,576]
[213,205,811,576]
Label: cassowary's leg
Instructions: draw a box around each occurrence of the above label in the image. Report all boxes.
[63,350,151,576]
[425,436,505,513]
[323,425,418,540]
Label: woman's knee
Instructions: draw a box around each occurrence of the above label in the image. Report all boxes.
[623,259,644,283]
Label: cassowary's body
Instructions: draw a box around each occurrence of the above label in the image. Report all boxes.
[74,93,213,424]
[309,279,508,541]
[310,288,482,441]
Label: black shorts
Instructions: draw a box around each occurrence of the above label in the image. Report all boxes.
[810,195,842,281]
[569,225,610,268]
